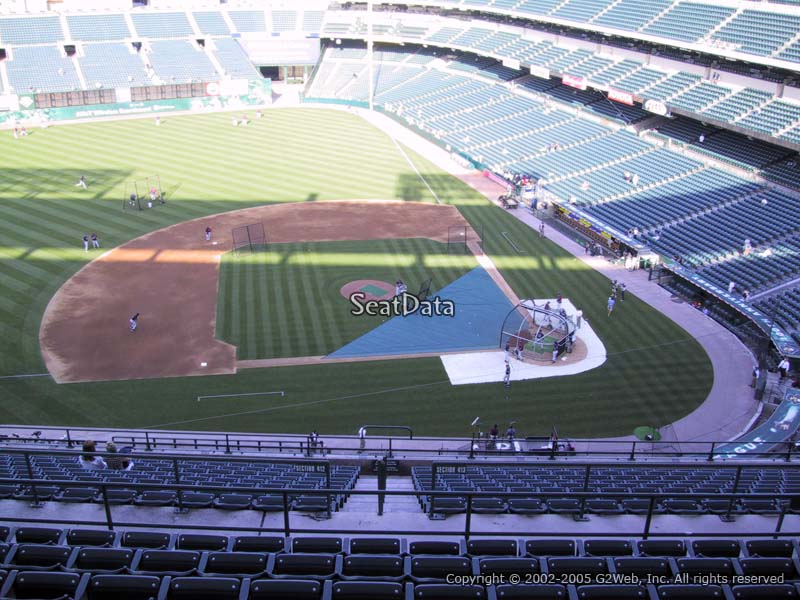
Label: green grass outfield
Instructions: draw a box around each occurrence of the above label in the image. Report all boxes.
[217,238,477,359]
[0,107,713,437]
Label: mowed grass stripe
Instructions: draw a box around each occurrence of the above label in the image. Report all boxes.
[255,255,275,358]
[285,247,312,358]
[306,245,344,352]
[294,247,328,356]
[267,249,292,358]
[229,254,242,358]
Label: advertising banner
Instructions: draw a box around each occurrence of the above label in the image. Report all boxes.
[0,79,272,126]
[608,88,634,105]
[562,74,587,90]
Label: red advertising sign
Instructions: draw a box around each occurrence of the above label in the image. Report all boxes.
[608,88,634,105]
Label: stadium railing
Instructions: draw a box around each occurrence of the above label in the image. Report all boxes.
[0,448,799,540]
[1,427,797,462]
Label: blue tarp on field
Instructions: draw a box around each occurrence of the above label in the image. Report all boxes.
[327,267,515,358]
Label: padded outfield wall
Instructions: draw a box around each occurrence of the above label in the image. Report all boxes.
[0,79,272,125]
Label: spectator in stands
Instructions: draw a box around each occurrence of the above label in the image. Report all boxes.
[698,134,705,143]
[779,357,791,381]
[742,289,750,301]
[358,426,366,452]
[728,281,736,294]
[506,423,516,443]
[489,424,499,449]
[79,440,107,470]
[309,430,320,454]
[105,442,132,471]
[624,171,631,183]
[631,173,639,185]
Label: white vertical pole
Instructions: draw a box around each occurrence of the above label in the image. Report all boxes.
[367,0,374,111]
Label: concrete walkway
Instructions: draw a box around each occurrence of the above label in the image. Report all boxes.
[350,105,760,446]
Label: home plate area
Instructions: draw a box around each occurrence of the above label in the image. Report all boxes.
[440,298,607,385]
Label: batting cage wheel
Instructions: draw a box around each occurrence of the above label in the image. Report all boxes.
[123,175,165,211]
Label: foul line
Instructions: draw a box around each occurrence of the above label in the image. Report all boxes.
[500,232,521,253]
[0,373,50,381]
[197,391,285,402]
[390,136,442,205]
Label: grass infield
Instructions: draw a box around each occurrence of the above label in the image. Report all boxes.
[217,238,477,359]
[0,107,713,437]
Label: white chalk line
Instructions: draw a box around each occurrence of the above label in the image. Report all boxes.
[0,373,50,381]
[501,232,521,253]
[196,391,285,402]
[390,136,442,205]
[146,380,448,429]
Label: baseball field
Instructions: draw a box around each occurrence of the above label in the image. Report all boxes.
[0,107,713,437]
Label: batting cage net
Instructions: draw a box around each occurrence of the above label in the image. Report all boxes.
[417,278,433,301]
[232,222,268,253]
[447,225,468,253]
[500,299,577,362]
[123,175,165,211]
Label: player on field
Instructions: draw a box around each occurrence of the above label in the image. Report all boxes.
[129,312,139,333]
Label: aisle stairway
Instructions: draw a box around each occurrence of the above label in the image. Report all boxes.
[342,474,421,514]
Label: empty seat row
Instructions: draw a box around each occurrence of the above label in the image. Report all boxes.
[4,527,797,559]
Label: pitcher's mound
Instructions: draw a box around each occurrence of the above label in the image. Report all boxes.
[340,280,395,301]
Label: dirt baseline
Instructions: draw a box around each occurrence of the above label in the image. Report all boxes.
[39,200,473,383]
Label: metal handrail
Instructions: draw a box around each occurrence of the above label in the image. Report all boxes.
[1,474,799,540]
[1,429,797,462]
